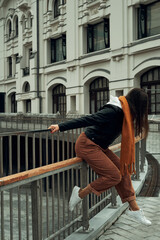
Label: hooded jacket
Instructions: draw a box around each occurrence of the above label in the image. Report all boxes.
[58,96,124,149]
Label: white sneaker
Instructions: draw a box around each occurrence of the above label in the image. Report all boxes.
[126,209,151,226]
[69,186,82,211]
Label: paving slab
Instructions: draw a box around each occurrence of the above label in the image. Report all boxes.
[98,197,160,240]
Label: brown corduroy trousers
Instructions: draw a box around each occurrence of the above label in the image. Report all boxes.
[75,132,136,203]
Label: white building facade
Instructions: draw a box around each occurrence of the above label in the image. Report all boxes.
[0,0,160,115]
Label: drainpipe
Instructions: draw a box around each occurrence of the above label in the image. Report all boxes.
[36,0,41,113]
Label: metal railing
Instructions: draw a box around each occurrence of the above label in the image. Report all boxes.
[0,126,146,240]
[147,119,160,156]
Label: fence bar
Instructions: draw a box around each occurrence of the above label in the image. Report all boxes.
[25,134,28,170]
[1,192,4,240]
[141,138,146,172]
[135,142,140,180]
[0,137,3,177]
[31,180,41,240]
[81,161,89,231]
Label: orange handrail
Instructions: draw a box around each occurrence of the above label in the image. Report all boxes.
[0,157,82,187]
[0,136,141,188]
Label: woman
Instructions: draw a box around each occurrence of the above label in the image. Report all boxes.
[48,88,151,225]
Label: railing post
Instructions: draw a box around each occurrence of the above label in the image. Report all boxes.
[111,187,117,207]
[141,138,146,172]
[31,180,41,240]
[135,141,140,180]
[81,161,90,231]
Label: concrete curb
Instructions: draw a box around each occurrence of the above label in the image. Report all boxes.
[65,162,148,240]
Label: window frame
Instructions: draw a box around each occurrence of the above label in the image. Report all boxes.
[87,18,110,53]
[137,1,160,39]
[51,35,66,63]
[141,67,160,114]
[52,84,66,115]
[11,93,17,113]
[15,15,18,37]
[89,77,109,114]
[8,56,12,78]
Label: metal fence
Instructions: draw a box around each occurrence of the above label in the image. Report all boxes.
[0,114,149,240]
[147,120,160,158]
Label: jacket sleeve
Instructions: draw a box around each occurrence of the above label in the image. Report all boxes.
[58,105,118,132]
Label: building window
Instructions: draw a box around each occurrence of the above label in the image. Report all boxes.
[54,0,61,18]
[87,19,110,53]
[26,100,31,113]
[141,67,160,114]
[90,77,109,114]
[25,82,30,92]
[138,2,160,39]
[7,19,12,38]
[15,16,18,37]
[11,93,17,113]
[52,84,66,115]
[0,93,5,113]
[53,0,66,18]
[51,35,66,63]
[8,57,12,78]
[16,54,20,63]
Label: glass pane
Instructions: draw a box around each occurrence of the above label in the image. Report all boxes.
[154,68,159,80]
[156,103,160,112]
[54,103,56,113]
[151,94,155,103]
[142,74,148,83]
[95,80,98,89]
[147,2,160,36]
[151,103,155,113]
[97,92,100,100]
[99,78,102,88]
[91,99,95,114]
[97,100,101,110]
[93,22,105,51]
[156,94,160,102]
[101,91,103,100]
[156,85,160,94]
[148,71,152,81]
[56,38,63,62]
[103,78,107,87]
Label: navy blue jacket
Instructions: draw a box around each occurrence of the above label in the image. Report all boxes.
[58,104,124,149]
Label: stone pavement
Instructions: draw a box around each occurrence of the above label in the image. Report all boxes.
[98,197,160,240]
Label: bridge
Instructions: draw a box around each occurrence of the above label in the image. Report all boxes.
[0,115,159,240]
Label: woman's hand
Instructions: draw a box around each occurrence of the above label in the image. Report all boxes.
[48,124,59,133]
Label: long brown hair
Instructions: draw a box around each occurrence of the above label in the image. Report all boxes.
[125,88,149,138]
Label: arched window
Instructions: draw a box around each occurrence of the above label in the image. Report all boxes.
[7,19,12,38]
[90,77,109,114]
[14,15,18,37]
[141,67,160,114]
[52,84,66,115]
[54,0,60,18]
[24,82,30,92]
[11,92,17,113]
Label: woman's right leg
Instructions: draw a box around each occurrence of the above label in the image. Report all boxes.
[69,132,121,210]
[75,132,121,196]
